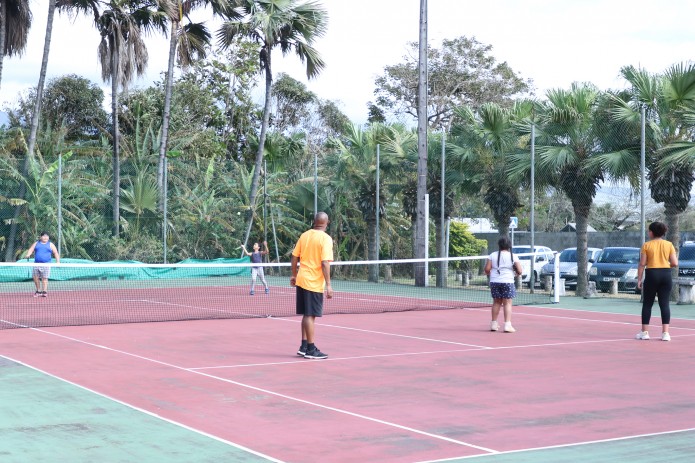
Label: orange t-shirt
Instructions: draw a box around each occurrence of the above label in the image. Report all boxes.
[292,229,333,293]
[641,239,675,269]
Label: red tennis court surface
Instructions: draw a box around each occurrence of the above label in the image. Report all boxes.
[2,298,695,462]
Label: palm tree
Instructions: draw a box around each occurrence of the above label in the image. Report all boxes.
[0,0,32,92]
[611,64,695,250]
[325,124,413,281]
[94,0,171,237]
[158,0,231,211]
[218,0,328,249]
[510,83,635,297]
[4,0,54,261]
[449,102,530,240]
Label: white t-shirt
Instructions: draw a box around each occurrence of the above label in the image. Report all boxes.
[488,251,519,284]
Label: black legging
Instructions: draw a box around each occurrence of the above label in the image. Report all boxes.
[641,268,672,325]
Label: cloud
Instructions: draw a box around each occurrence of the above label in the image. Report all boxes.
[4,1,695,124]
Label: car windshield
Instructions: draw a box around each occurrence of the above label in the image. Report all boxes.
[597,249,639,264]
[559,249,578,262]
[512,247,535,260]
[679,246,695,260]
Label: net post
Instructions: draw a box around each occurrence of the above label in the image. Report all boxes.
[553,251,561,303]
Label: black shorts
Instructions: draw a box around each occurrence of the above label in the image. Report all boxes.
[296,286,324,317]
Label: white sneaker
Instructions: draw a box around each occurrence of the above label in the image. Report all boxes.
[635,331,650,340]
[490,321,499,331]
[504,322,516,333]
[662,332,671,342]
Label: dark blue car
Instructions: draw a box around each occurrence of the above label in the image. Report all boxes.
[588,247,640,293]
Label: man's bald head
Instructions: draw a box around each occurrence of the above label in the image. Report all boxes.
[313,212,329,230]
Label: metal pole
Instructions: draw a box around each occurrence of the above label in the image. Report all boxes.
[270,200,280,263]
[263,159,268,245]
[376,144,380,279]
[640,105,646,248]
[312,136,318,216]
[163,155,168,263]
[376,144,380,253]
[440,131,447,286]
[425,193,429,287]
[58,152,62,256]
[530,124,535,292]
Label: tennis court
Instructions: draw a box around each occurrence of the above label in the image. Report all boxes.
[2,268,695,462]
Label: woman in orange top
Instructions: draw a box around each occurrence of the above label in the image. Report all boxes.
[636,222,678,341]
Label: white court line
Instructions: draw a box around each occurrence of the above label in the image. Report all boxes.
[272,316,492,349]
[0,354,284,463]
[141,299,269,319]
[7,324,498,455]
[414,426,695,462]
[188,331,695,371]
[469,306,695,332]
[508,303,695,323]
[190,347,489,370]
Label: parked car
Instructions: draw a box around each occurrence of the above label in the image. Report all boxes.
[678,243,695,278]
[512,245,554,287]
[539,247,602,289]
[588,247,641,293]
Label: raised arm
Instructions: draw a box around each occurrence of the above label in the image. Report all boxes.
[238,245,251,256]
[260,241,270,255]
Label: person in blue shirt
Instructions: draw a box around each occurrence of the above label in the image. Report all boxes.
[240,241,270,295]
[24,231,60,297]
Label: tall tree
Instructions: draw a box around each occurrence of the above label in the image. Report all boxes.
[415,0,428,286]
[325,124,411,281]
[373,36,532,130]
[158,0,231,211]
[510,84,634,297]
[611,64,695,251]
[3,0,54,261]
[94,0,171,237]
[0,0,32,92]
[449,102,531,239]
[218,0,328,249]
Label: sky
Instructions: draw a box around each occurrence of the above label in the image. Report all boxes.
[2,0,695,124]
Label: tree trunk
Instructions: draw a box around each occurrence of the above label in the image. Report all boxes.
[665,205,680,301]
[242,47,272,249]
[573,204,590,297]
[414,0,428,286]
[3,0,56,261]
[158,20,178,211]
[111,49,120,238]
[367,217,378,282]
[435,219,447,287]
[0,1,6,92]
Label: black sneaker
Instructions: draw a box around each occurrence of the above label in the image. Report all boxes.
[297,345,307,356]
[304,347,328,359]
[33,291,41,298]
[40,291,47,297]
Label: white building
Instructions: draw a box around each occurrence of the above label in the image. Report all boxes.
[454,217,498,233]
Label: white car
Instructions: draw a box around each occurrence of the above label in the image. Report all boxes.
[512,245,554,288]
[539,247,602,289]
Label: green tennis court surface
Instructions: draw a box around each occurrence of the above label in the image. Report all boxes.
[0,357,271,463]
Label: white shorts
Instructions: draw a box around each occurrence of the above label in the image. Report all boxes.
[33,266,50,279]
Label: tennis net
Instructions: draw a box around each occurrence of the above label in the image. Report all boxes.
[0,255,557,329]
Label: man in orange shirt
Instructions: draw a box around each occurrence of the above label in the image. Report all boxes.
[290,212,333,359]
